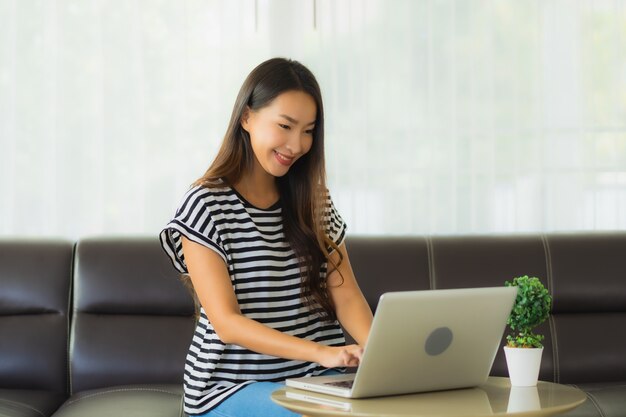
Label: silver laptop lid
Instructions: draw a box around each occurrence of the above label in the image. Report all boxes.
[350,286,517,398]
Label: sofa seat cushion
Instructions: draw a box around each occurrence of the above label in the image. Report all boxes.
[50,384,183,417]
[0,389,66,417]
[560,382,626,417]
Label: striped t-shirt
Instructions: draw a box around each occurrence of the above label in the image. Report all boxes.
[159,182,347,415]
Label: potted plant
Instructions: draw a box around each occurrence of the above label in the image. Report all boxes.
[503,275,552,386]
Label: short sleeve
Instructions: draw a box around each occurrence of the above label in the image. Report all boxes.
[323,193,347,249]
[159,186,228,273]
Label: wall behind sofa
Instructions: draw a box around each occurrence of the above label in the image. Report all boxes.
[1,0,625,239]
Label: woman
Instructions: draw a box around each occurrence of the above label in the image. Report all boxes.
[160,57,373,417]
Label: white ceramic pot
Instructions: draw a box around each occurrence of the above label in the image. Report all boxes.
[503,346,543,387]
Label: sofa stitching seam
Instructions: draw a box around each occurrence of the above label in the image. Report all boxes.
[548,315,560,383]
[67,242,77,396]
[0,399,46,417]
[60,388,181,408]
[179,392,185,417]
[542,234,559,383]
[541,234,555,296]
[426,236,435,289]
[582,389,607,417]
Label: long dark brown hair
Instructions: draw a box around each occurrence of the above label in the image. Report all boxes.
[188,57,343,321]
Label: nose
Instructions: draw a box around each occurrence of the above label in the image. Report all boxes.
[285,132,303,156]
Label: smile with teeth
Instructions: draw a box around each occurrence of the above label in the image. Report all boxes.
[274,150,294,166]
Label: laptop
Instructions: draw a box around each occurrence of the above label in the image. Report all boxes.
[286,286,517,398]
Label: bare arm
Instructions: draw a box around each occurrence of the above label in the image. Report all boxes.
[326,242,374,347]
[181,236,363,368]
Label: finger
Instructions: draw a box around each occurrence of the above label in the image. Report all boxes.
[349,356,359,366]
[346,353,360,367]
[342,350,356,367]
[355,347,364,359]
[347,346,364,360]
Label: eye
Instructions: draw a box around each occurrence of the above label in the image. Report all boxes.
[305,129,314,135]
[278,123,291,130]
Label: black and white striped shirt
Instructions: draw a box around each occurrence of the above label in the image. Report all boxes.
[159,182,347,415]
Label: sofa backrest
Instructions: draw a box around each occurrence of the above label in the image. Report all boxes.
[0,240,72,394]
[545,233,626,384]
[4,233,623,394]
[426,235,554,381]
[346,237,432,307]
[69,237,195,393]
[346,232,626,384]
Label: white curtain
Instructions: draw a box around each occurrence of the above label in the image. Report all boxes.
[1,0,625,239]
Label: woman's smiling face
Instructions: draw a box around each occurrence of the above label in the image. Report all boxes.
[241,90,317,178]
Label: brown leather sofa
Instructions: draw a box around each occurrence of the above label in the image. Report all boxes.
[1,233,625,417]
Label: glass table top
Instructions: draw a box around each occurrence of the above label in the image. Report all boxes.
[271,377,587,417]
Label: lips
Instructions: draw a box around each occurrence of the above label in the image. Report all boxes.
[274,150,294,166]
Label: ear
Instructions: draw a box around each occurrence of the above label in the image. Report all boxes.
[240,107,251,132]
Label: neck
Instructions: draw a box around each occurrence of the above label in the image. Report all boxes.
[234,159,279,208]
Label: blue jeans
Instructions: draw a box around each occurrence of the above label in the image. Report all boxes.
[197,369,341,417]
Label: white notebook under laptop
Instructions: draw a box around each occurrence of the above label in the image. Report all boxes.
[286,286,517,399]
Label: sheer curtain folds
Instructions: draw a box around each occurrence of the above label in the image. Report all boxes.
[0,0,625,238]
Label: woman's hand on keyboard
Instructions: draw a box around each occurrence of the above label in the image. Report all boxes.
[317,344,364,368]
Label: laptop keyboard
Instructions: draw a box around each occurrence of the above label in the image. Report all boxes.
[323,380,354,389]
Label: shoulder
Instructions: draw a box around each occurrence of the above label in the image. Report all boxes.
[175,182,237,217]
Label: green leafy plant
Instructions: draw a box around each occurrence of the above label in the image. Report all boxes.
[505,275,552,349]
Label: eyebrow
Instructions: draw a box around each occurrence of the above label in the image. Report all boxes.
[279,114,316,126]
